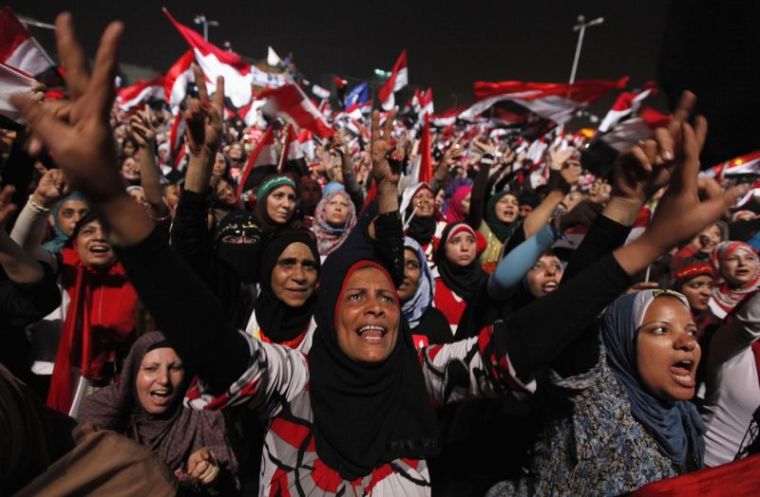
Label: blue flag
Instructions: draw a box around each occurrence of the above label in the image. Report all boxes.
[344,81,370,109]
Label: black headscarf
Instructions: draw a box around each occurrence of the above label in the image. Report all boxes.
[215,210,262,284]
[255,229,320,343]
[307,224,439,480]
[485,191,520,243]
[403,184,438,246]
[435,222,488,301]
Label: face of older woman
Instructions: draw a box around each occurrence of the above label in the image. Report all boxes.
[445,230,477,267]
[336,266,400,363]
[636,296,700,402]
[679,275,713,312]
[270,242,318,307]
[324,194,351,227]
[135,347,185,415]
[398,248,422,302]
[76,219,116,268]
[719,247,759,286]
[266,185,297,224]
[412,188,435,218]
[525,254,564,298]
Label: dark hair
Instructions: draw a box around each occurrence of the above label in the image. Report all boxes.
[72,211,105,239]
[120,136,139,156]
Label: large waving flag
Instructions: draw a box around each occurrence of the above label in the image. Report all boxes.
[0,7,57,78]
[163,8,252,107]
[164,50,196,112]
[460,76,628,125]
[116,77,166,111]
[599,106,670,152]
[378,50,409,111]
[260,83,334,138]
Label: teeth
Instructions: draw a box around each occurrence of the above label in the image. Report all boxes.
[358,325,385,336]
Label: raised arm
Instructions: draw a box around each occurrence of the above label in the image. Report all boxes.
[129,107,170,221]
[10,14,249,394]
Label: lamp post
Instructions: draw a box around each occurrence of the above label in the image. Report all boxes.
[193,14,219,41]
[568,15,604,86]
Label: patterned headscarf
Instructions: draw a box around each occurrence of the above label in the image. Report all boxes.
[601,290,705,467]
[401,237,435,328]
[709,241,760,318]
[312,190,357,257]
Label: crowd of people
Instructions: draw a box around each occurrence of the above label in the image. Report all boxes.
[1,12,760,497]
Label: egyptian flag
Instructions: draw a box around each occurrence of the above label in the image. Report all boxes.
[116,77,166,111]
[0,62,35,128]
[598,86,655,132]
[0,7,62,86]
[598,106,670,152]
[378,50,409,111]
[408,114,433,183]
[237,126,279,197]
[164,50,196,113]
[460,77,628,127]
[701,150,760,183]
[163,8,253,107]
[260,83,334,138]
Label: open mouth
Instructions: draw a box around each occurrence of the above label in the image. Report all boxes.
[356,324,387,343]
[149,389,173,404]
[542,281,558,292]
[670,359,696,388]
[89,245,111,255]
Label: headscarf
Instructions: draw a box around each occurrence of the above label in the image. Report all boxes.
[254,229,320,343]
[255,175,297,233]
[312,190,357,257]
[42,191,90,254]
[308,251,439,480]
[401,237,435,328]
[322,182,345,196]
[79,332,238,477]
[435,222,487,301]
[670,256,714,291]
[484,191,520,243]
[401,183,438,246]
[444,184,472,224]
[215,210,262,284]
[601,290,705,467]
[709,241,760,318]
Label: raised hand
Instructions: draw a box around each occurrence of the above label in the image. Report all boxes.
[548,145,575,171]
[184,65,224,157]
[10,13,125,201]
[129,105,156,149]
[370,108,401,185]
[611,91,697,204]
[31,164,69,208]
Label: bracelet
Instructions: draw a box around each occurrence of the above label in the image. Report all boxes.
[28,196,51,214]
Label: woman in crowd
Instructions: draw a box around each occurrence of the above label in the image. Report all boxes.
[669,256,715,333]
[433,222,487,334]
[701,289,760,467]
[708,241,760,319]
[400,237,450,347]
[244,230,320,350]
[312,188,357,259]
[401,182,447,263]
[79,332,240,495]
[254,175,298,234]
[444,184,472,224]
[42,192,90,255]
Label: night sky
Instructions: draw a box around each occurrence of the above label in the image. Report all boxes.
[12,0,670,112]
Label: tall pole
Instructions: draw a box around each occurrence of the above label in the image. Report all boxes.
[193,15,219,41]
[568,15,604,86]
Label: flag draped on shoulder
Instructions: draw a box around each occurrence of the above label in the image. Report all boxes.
[378,50,409,111]
[0,7,60,84]
[260,83,334,138]
[460,76,629,126]
[163,8,252,107]
[117,77,166,111]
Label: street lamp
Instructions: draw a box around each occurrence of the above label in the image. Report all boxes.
[568,15,604,86]
[193,14,219,41]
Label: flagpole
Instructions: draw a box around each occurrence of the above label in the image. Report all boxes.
[568,15,604,87]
